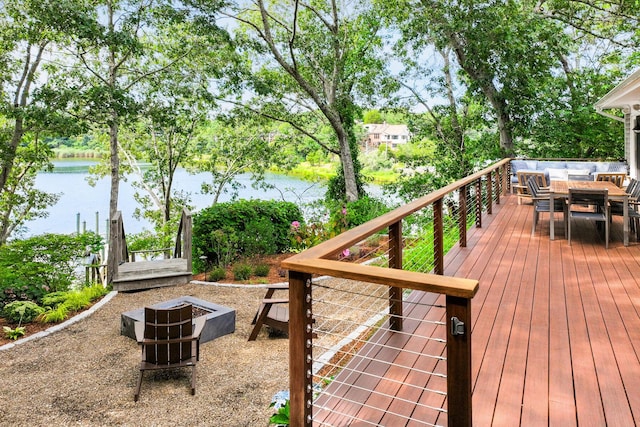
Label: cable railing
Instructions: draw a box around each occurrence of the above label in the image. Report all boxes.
[282,158,511,427]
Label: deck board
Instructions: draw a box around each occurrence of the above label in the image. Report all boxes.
[312,194,640,426]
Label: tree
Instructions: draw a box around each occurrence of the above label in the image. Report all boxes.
[65,0,205,220]
[383,0,640,160]
[192,116,284,205]
[363,110,382,124]
[202,0,392,202]
[383,0,570,156]
[0,0,87,244]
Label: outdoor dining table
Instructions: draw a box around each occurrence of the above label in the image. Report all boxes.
[548,180,629,246]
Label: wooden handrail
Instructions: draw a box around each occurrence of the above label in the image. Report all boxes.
[284,158,511,263]
[285,157,512,427]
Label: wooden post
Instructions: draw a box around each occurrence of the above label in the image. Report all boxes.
[388,221,403,331]
[107,213,119,285]
[289,270,313,426]
[446,295,473,427]
[503,164,508,194]
[486,171,493,215]
[475,179,483,229]
[494,168,500,205]
[183,209,193,272]
[433,199,444,275]
[459,185,467,248]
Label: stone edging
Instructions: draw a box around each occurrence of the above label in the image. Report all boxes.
[0,276,333,352]
[0,290,119,352]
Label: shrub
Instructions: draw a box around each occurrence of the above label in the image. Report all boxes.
[208,267,226,282]
[232,263,252,281]
[253,263,270,277]
[2,301,45,324]
[241,218,277,257]
[342,197,391,228]
[193,200,302,273]
[0,232,104,308]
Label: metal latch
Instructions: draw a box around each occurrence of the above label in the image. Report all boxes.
[451,317,465,336]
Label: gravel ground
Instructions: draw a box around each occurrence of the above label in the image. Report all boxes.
[0,283,289,427]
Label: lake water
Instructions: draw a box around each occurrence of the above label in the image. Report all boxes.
[26,159,330,236]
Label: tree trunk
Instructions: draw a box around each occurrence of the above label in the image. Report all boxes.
[338,132,359,203]
[0,118,25,198]
[109,120,120,219]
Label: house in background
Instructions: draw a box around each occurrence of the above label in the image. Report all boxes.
[362,123,411,152]
[595,68,640,179]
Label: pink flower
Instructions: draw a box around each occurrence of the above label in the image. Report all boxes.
[291,221,301,229]
[341,207,347,215]
[342,248,350,257]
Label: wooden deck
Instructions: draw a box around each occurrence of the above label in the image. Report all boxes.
[313,193,640,426]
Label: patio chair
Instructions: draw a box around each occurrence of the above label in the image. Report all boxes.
[568,188,609,248]
[595,172,626,187]
[527,177,567,236]
[611,178,640,240]
[248,284,289,341]
[514,171,548,205]
[134,304,205,401]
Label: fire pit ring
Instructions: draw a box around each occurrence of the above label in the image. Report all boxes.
[120,296,236,343]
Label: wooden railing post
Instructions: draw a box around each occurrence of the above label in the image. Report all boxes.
[446,295,473,427]
[494,168,501,205]
[388,221,403,331]
[486,171,493,215]
[107,212,119,285]
[434,199,444,275]
[459,185,467,248]
[183,209,193,272]
[289,270,313,426]
[475,179,483,228]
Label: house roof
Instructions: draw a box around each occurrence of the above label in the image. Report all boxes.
[595,68,640,110]
[363,123,410,135]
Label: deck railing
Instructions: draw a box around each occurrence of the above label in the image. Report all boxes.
[282,158,511,426]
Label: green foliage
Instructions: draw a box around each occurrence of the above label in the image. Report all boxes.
[342,197,391,228]
[0,232,104,308]
[208,267,226,282]
[290,197,390,251]
[269,400,290,426]
[241,218,277,257]
[363,110,382,124]
[193,117,285,204]
[39,305,69,324]
[37,284,108,324]
[232,263,252,281]
[2,301,45,324]
[193,200,302,272]
[253,263,270,277]
[3,326,26,340]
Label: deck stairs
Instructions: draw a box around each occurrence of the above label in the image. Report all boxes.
[107,209,192,292]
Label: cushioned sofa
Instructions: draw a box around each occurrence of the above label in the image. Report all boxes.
[510,159,628,186]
